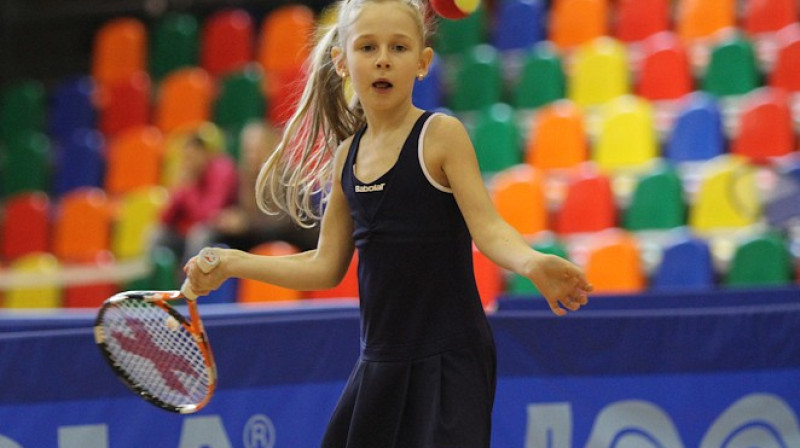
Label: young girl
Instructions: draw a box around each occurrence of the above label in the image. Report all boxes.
[186,0,593,446]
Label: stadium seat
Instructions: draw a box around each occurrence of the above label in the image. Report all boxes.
[490,165,548,238]
[665,92,725,162]
[112,187,169,260]
[676,0,736,42]
[3,253,62,309]
[492,0,546,52]
[689,156,761,231]
[623,163,686,231]
[63,251,117,308]
[594,95,658,171]
[52,188,113,263]
[412,55,444,111]
[702,33,760,97]
[49,76,96,141]
[549,0,609,49]
[434,4,486,55]
[513,42,565,110]
[472,103,522,174]
[451,44,503,112]
[149,245,179,291]
[213,66,266,159]
[306,252,360,300]
[614,0,670,43]
[725,233,792,287]
[238,242,302,303]
[105,126,164,196]
[0,80,45,142]
[153,67,214,133]
[567,37,629,108]
[98,71,151,137]
[150,13,199,81]
[1,131,51,198]
[91,18,147,88]
[200,9,255,78]
[525,100,588,170]
[473,244,503,309]
[555,170,616,234]
[267,66,306,126]
[742,0,797,36]
[769,24,800,93]
[53,128,105,197]
[584,229,645,293]
[731,88,795,164]
[257,4,314,76]
[636,32,694,101]
[507,235,570,295]
[1,191,50,261]
[652,232,715,290]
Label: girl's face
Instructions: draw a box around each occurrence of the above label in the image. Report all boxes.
[336,1,432,113]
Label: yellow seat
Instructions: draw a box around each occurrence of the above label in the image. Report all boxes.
[689,156,761,232]
[4,253,62,309]
[550,0,609,49]
[112,187,169,260]
[490,165,548,238]
[594,95,658,171]
[584,229,645,293]
[567,37,630,108]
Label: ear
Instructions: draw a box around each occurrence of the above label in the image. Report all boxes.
[418,46,434,78]
[331,46,347,77]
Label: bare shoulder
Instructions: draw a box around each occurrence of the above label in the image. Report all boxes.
[426,113,469,142]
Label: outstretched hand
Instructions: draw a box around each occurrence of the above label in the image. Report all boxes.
[526,254,593,316]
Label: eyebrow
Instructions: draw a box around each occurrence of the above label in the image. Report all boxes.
[352,33,414,41]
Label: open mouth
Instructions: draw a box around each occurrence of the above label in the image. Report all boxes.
[372,80,393,90]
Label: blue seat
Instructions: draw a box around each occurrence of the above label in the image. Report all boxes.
[54,128,105,197]
[652,232,715,290]
[493,0,546,52]
[49,76,97,142]
[412,55,443,111]
[665,93,725,162]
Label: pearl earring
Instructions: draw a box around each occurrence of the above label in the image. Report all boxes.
[417,73,424,81]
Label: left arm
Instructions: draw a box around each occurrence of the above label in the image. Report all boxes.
[425,115,592,315]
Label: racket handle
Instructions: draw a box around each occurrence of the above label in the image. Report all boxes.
[181,247,221,300]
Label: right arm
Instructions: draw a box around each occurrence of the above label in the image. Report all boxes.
[185,140,355,294]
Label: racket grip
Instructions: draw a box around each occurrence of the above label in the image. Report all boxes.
[181,247,221,300]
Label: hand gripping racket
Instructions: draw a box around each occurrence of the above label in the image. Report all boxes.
[94,247,220,414]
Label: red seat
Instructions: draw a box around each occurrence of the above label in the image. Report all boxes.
[732,88,795,164]
[769,25,800,93]
[473,245,503,310]
[267,66,306,125]
[200,9,255,77]
[555,170,616,234]
[743,0,797,35]
[98,71,151,137]
[614,0,670,43]
[1,192,50,261]
[63,251,118,308]
[636,32,693,101]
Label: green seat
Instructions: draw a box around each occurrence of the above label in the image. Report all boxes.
[150,13,199,81]
[725,233,792,287]
[509,236,570,296]
[513,42,565,110]
[702,33,760,97]
[433,5,486,56]
[1,132,51,197]
[213,66,266,159]
[472,103,522,174]
[1,80,46,143]
[151,245,179,291]
[623,164,686,231]
[451,44,503,112]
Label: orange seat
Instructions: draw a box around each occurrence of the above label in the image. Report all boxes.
[52,188,113,263]
[769,25,800,93]
[525,100,588,170]
[98,71,151,137]
[490,165,548,238]
[731,88,795,164]
[584,229,645,293]
[258,5,314,76]
[1,191,50,261]
[549,0,609,49]
[91,18,147,88]
[306,252,359,300]
[201,9,255,77]
[238,241,302,303]
[555,170,616,234]
[153,68,214,133]
[743,0,797,35]
[614,0,670,43]
[676,0,736,42]
[636,32,694,101]
[473,245,503,309]
[105,126,164,196]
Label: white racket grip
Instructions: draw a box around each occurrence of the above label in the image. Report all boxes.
[181,247,221,300]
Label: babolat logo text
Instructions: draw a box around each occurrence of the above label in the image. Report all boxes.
[355,183,386,193]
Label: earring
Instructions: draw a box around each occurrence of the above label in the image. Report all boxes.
[417,73,424,81]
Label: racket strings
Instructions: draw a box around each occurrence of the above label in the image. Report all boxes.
[101,301,212,407]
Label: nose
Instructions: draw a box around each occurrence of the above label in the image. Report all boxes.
[375,48,391,69]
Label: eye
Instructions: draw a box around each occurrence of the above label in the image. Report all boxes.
[392,44,407,52]
[360,44,375,52]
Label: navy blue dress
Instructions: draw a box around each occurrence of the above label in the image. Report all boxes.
[320,112,497,448]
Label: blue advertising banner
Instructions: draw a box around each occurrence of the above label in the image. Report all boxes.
[0,289,798,447]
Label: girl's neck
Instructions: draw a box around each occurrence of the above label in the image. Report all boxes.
[362,104,421,137]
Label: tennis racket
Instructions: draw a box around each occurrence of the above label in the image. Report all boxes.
[94,247,220,414]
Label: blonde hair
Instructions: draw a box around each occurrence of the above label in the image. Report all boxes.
[255,0,434,227]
